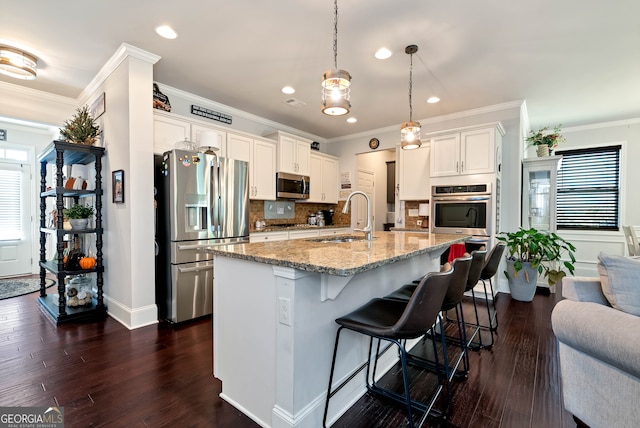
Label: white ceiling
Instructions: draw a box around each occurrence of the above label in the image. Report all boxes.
[3,0,639,140]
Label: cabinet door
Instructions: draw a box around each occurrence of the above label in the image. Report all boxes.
[252,139,276,200]
[308,153,323,202]
[295,140,311,176]
[277,134,297,174]
[288,230,319,240]
[399,143,430,200]
[153,115,190,154]
[460,127,494,175]
[191,124,227,158]
[322,156,338,203]
[430,134,460,177]
[226,133,252,163]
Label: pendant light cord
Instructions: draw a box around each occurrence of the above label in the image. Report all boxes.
[333,0,338,70]
[408,52,414,122]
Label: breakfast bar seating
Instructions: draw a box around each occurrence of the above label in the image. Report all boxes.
[323,268,454,428]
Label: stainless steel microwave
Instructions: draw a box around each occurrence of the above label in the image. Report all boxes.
[276,172,310,199]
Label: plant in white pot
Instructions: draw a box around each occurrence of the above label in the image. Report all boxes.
[496,227,576,301]
[63,203,94,230]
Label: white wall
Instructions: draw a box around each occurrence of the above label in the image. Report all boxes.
[356,149,395,231]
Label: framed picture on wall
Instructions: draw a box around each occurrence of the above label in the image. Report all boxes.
[112,170,124,203]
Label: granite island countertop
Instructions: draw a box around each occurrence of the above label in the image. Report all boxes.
[208,231,469,276]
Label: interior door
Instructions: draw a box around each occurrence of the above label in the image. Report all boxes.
[0,162,32,277]
[356,169,375,231]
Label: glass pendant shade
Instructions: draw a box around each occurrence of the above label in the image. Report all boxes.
[0,46,37,80]
[322,69,351,116]
[400,121,422,150]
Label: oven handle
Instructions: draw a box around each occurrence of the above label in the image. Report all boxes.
[432,196,491,201]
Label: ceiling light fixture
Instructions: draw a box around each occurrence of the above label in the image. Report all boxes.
[321,0,351,116]
[346,117,357,123]
[400,45,421,150]
[0,46,37,80]
[281,86,295,94]
[374,47,392,60]
[427,96,440,104]
[155,25,177,39]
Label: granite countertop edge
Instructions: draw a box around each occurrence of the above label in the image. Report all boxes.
[209,233,468,277]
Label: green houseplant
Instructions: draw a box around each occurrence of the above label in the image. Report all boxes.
[525,124,566,157]
[496,227,576,301]
[59,105,101,145]
[63,203,94,230]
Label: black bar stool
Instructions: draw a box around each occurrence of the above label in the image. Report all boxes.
[460,250,489,350]
[474,243,505,348]
[385,256,473,381]
[322,269,453,428]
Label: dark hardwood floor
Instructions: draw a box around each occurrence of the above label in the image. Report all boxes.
[0,281,576,427]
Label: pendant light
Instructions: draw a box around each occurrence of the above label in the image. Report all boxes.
[321,0,351,116]
[0,46,37,80]
[400,45,421,150]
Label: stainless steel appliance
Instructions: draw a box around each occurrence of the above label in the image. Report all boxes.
[276,172,310,199]
[155,149,249,323]
[431,184,492,238]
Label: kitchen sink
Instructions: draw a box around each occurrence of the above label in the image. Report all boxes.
[307,235,372,243]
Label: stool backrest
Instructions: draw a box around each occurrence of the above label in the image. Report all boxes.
[441,256,473,311]
[465,250,488,292]
[395,269,452,337]
[480,242,506,280]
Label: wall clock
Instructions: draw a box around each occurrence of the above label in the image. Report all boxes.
[369,138,380,150]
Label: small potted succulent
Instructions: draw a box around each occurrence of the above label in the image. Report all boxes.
[63,203,94,230]
[525,124,566,157]
[59,105,101,145]
[497,227,576,301]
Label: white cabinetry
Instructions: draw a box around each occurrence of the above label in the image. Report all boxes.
[153,112,227,156]
[268,131,311,175]
[227,133,276,200]
[398,142,430,200]
[430,124,504,178]
[249,231,289,243]
[308,152,338,203]
[318,228,350,236]
[250,227,350,242]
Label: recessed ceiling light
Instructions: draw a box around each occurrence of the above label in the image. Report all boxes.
[281,86,295,95]
[346,117,357,123]
[374,48,392,60]
[155,25,177,39]
[427,96,440,104]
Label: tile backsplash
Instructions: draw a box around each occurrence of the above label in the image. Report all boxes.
[250,200,350,228]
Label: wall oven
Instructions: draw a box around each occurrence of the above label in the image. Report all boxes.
[432,183,492,239]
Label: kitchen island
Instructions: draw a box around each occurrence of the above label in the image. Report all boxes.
[209,231,468,428]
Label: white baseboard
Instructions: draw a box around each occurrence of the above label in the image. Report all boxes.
[105,295,158,330]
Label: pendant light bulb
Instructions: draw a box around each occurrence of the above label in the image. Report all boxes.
[401,45,421,150]
[321,0,351,116]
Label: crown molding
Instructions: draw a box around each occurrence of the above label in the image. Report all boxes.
[79,43,161,105]
[0,80,76,106]
[564,117,640,133]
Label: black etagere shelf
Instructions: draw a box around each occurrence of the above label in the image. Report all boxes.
[38,140,107,324]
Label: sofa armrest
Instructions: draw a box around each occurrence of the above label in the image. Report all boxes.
[562,276,609,305]
[552,299,640,379]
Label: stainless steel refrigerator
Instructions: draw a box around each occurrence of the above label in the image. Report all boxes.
[155,149,249,323]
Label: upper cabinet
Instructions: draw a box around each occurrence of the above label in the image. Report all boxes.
[398,142,430,200]
[308,152,338,203]
[227,132,276,200]
[430,124,504,178]
[153,111,227,157]
[267,131,311,176]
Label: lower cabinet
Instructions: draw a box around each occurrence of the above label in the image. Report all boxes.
[249,228,350,243]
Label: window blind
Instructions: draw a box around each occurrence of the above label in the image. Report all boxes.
[0,169,22,240]
[556,145,621,230]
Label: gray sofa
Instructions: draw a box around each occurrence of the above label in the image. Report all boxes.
[552,276,640,428]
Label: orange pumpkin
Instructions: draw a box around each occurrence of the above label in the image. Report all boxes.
[79,257,96,270]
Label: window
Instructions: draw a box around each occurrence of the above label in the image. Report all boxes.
[556,145,621,231]
[0,168,22,240]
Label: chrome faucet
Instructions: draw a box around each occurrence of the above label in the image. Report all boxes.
[342,191,373,241]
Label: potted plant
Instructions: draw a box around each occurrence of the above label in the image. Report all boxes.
[496,227,576,301]
[525,124,566,157]
[63,203,94,230]
[59,105,101,145]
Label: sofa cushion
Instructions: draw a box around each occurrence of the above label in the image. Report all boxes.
[597,252,640,316]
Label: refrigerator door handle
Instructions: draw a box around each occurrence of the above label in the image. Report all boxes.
[177,243,218,251]
[210,158,220,238]
[178,264,214,273]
